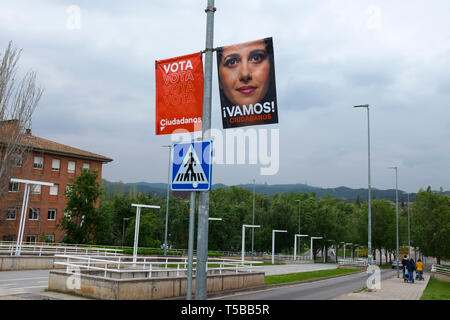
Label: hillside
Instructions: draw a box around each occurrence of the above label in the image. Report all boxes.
[101,180,425,203]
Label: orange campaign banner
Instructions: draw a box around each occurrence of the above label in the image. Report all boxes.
[155,52,204,135]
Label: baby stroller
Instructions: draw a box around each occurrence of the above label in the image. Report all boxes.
[415,272,425,281]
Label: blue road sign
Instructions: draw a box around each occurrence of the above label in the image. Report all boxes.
[171,140,213,191]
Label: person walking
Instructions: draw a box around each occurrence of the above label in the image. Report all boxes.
[416,259,424,280]
[401,255,408,282]
[407,258,416,283]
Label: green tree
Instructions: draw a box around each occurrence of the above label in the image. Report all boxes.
[58,168,101,244]
[411,187,450,264]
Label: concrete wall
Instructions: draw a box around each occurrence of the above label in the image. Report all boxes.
[48,270,265,300]
[0,255,66,271]
[431,272,450,283]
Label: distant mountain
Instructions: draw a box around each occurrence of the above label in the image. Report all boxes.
[102,180,424,203]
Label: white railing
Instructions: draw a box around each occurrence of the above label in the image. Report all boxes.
[431,264,450,275]
[0,242,123,257]
[54,254,263,279]
[337,258,375,266]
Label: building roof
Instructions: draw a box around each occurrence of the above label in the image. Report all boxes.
[21,135,113,163]
[0,120,113,163]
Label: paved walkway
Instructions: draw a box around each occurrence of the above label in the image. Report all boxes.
[333,272,429,300]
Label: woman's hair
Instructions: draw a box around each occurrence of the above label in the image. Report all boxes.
[216,37,276,107]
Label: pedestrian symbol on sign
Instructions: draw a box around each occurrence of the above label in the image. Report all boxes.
[171,141,213,191]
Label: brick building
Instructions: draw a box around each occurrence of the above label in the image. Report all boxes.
[0,121,112,243]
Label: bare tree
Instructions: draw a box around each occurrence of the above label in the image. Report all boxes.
[0,41,44,199]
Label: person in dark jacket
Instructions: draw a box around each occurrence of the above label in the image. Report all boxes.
[401,255,409,281]
[407,258,416,283]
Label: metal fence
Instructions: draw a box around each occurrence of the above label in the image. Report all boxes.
[431,264,450,275]
[0,241,123,257]
[54,254,263,279]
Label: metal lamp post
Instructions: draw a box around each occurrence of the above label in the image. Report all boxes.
[294,234,308,261]
[388,166,400,278]
[241,224,260,264]
[131,204,160,264]
[162,145,172,256]
[272,230,287,264]
[354,104,373,282]
[11,178,54,256]
[407,193,410,258]
[252,179,256,257]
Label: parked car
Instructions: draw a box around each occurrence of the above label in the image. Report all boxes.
[391,259,403,269]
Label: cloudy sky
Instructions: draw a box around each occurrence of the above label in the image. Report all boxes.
[1,0,449,193]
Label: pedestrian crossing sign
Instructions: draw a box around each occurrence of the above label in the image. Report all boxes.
[171,140,213,191]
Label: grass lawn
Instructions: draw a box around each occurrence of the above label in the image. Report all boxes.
[265,268,360,285]
[420,277,450,300]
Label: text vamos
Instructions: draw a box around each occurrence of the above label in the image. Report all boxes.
[222,101,275,118]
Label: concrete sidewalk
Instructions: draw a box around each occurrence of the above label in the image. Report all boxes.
[333,272,429,300]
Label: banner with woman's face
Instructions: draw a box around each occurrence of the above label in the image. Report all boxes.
[216,37,278,129]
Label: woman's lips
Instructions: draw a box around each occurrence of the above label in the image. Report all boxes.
[237,86,256,94]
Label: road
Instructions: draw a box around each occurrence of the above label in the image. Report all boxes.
[211,268,397,300]
[0,269,51,299]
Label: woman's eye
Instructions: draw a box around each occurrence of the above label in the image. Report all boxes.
[224,57,239,67]
[250,53,265,63]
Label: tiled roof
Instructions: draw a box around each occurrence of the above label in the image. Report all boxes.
[0,121,112,163]
[20,135,113,163]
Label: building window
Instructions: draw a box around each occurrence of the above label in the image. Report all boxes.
[83,162,90,169]
[49,184,58,196]
[64,211,71,219]
[6,208,17,220]
[33,156,44,170]
[46,234,55,242]
[48,209,56,220]
[28,208,39,220]
[8,182,19,192]
[3,235,14,241]
[11,153,22,167]
[31,184,41,194]
[68,161,75,173]
[52,159,60,171]
[26,235,37,243]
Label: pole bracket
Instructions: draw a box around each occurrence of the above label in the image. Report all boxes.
[201,48,217,54]
[205,6,217,13]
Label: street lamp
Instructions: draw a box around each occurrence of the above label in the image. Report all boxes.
[131,204,160,264]
[10,178,54,256]
[388,166,400,278]
[242,224,260,264]
[162,145,173,256]
[122,218,130,247]
[407,193,410,258]
[310,237,323,261]
[272,230,287,264]
[354,104,373,281]
[251,179,256,257]
[295,199,301,255]
[294,234,308,261]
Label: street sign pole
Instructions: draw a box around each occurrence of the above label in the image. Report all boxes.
[186,191,196,300]
[195,0,215,300]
